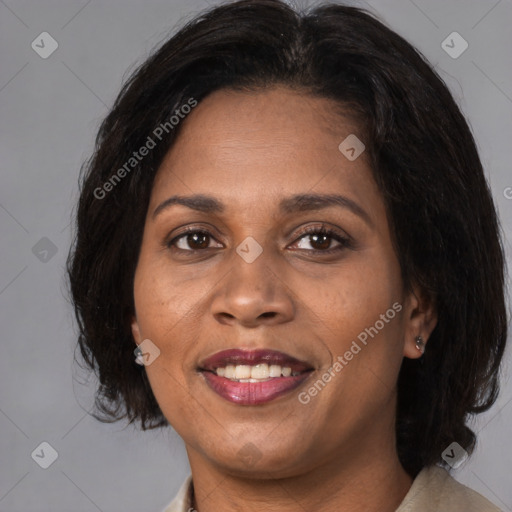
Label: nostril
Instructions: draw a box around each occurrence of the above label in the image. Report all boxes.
[214,312,236,324]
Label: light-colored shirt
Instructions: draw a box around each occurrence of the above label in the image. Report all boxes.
[162,465,502,511]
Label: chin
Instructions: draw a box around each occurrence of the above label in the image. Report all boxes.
[199,435,317,479]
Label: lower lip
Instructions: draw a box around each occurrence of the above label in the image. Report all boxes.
[201,371,311,405]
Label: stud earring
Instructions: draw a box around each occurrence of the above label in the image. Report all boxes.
[134,346,145,366]
[415,335,425,354]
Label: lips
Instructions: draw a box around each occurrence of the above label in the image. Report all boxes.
[198,349,314,405]
[199,349,313,373]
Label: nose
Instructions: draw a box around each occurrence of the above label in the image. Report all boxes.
[210,249,295,328]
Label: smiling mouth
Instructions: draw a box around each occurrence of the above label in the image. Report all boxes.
[198,349,314,405]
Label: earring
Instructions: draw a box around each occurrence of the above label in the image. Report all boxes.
[415,335,425,354]
[134,346,145,366]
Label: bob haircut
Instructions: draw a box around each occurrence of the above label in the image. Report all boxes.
[67,0,508,478]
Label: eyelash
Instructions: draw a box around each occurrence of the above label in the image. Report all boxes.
[166,224,352,256]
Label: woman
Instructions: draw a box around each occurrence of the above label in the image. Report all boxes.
[67,1,508,510]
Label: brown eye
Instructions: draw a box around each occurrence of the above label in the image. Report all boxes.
[291,226,352,254]
[307,232,332,251]
[168,229,223,252]
[184,232,210,249]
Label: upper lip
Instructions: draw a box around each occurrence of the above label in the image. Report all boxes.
[199,349,314,373]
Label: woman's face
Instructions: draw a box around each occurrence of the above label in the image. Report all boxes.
[131,86,433,477]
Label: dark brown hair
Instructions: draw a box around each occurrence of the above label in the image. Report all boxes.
[67,0,508,478]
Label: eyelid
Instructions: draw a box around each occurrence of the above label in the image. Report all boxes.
[292,223,351,241]
[166,225,223,250]
[165,223,222,243]
[289,224,352,252]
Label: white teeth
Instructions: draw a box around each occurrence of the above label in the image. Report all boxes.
[234,365,252,379]
[269,364,282,377]
[251,364,269,379]
[224,365,235,379]
[215,364,295,380]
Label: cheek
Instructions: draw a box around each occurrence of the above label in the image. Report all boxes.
[134,257,199,334]
[133,264,202,424]
[304,253,402,344]
[132,263,196,380]
[304,251,405,412]
[305,271,404,437]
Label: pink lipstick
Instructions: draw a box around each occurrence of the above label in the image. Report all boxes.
[198,349,314,405]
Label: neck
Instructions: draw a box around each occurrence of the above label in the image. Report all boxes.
[186,439,413,512]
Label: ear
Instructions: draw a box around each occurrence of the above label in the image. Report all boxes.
[131,315,142,345]
[402,284,437,360]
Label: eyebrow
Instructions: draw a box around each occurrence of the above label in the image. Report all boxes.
[152,193,373,227]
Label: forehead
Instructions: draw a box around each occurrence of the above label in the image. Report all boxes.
[150,86,379,215]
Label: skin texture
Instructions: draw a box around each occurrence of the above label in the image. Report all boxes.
[131,86,437,512]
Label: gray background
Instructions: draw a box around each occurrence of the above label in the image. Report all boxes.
[1,0,511,510]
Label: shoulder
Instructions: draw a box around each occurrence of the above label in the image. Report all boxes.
[396,465,502,512]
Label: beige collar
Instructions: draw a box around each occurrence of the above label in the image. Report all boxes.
[163,465,501,512]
